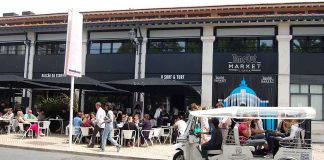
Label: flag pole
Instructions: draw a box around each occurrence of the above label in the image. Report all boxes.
[69,76,75,150]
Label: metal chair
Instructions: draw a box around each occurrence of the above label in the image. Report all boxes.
[141,130,154,146]
[112,129,120,144]
[18,123,33,140]
[160,128,171,144]
[152,128,162,145]
[79,127,92,143]
[122,130,136,148]
[39,121,51,136]
[6,119,17,134]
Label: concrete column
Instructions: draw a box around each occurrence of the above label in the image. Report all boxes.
[23,31,36,80]
[80,29,88,111]
[23,31,36,110]
[81,29,88,76]
[276,23,292,107]
[134,27,147,79]
[140,27,148,79]
[201,26,215,109]
[80,90,85,112]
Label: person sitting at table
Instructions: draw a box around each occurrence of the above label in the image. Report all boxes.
[82,114,93,127]
[0,108,14,132]
[90,112,96,126]
[121,116,136,147]
[133,114,141,127]
[37,109,46,121]
[24,109,38,121]
[133,114,141,144]
[140,114,152,146]
[172,115,187,143]
[17,111,44,136]
[73,112,83,135]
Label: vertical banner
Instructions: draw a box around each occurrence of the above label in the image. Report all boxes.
[64,9,83,77]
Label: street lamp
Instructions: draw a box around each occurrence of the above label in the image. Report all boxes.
[129,28,144,116]
[129,27,143,79]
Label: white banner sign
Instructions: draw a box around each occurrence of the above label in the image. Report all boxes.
[64,9,83,77]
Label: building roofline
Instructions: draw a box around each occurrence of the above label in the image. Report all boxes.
[82,1,324,15]
[1,2,324,30]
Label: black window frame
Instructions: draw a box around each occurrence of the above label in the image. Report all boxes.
[0,42,26,55]
[214,37,277,53]
[35,41,66,55]
[291,36,324,54]
[290,84,324,121]
[147,38,202,54]
[88,40,135,55]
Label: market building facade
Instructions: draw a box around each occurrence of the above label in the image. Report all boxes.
[0,2,324,134]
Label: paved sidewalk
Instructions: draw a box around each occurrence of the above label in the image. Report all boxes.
[0,133,324,160]
[313,143,324,160]
[0,134,176,160]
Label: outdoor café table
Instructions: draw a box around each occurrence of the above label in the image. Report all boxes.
[49,118,64,134]
[0,117,10,122]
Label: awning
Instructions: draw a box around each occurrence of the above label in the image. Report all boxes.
[105,78,199,96]
[31,76,126,92]
[0,75,62,89]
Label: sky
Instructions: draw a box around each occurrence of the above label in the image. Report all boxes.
[1,0,324,16]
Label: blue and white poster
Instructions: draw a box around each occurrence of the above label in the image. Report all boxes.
[213,74,278,130]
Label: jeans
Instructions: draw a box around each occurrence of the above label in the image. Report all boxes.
[245,139,267,147]
[101,125,119,150]
[90,125,103,146]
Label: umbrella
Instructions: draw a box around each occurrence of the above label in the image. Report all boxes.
[0,75,62,89]
[105,78,199,96]
[31,76,125,92]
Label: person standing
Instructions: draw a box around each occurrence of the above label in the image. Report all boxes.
[154,105,163,127]
[100,102,121,152]
[88,102,106,148]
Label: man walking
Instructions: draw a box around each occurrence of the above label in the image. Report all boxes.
[88,102,106,148]
[100,102,121,152]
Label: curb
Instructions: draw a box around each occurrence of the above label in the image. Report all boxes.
[0,143,166,160]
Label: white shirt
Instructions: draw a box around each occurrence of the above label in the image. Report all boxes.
[154,108,162,119]
[282,124,299,140]
[95,107,106,128]
[105,110,114,128]
[175,120,187,135]
[3,113,14,120]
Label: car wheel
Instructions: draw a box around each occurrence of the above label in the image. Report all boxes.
[173,151,184,160]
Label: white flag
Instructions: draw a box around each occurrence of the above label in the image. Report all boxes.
[64,9,83,77]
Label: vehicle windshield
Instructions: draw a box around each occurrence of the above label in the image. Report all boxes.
[190,107,316,120]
